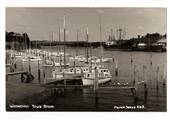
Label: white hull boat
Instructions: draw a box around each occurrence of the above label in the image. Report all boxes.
[82,77,111,85]
[22,56,42,62]
[45,59,70,66]
[94,58,113,63]
[82,68,112,85]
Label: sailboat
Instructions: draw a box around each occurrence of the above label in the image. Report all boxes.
[52,14,71,79]
[69,29,87,63]
[82,18,112,85]
[22,33,42,62]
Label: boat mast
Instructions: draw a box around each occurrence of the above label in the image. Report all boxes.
[51,31,53,61]
[99,17,103,65]
[76,29,79,56]
[35,40,37,56]
[118,28,122,40]
[58,27,62,66]
[49,32,51,60]
[117,28,122,47]
[111,28,113,40]
[86,27,89,63]
[63,14,66,68]
[29,33,31,54]
[12,34,15,51]
[24,32,27,50]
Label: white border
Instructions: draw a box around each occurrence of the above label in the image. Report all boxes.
[1,0,169,120]
[4,0,168,7]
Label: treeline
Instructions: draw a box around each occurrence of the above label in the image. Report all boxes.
[6,31,30,49]
[6,31,166,49]
[31,41,102,48]
[118,33,166,47]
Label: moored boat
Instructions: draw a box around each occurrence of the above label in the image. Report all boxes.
[82,68,112,85]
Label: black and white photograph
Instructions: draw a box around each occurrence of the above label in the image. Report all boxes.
[5,7,167,112]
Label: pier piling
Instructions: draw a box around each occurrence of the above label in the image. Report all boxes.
[156,66,159,90]
[14,63,17,70]
[94,67,99,104]
[115,59,118,77]
[21,73,24,83]
[133,65,136,86]
[28,59,31,73]
[43,69,46,84]
[163,63,166,87]
[130,53,133,64]
[132,69,138,102]
[21,61,23,71]
[38,60,41,84]
[143,65,148,95]
[150,53,152,66]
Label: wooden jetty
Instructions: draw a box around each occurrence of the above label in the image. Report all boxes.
[41,66,148,103]
[6,71,28,76]
[6,71,34,83]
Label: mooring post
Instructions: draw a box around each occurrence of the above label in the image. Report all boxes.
[150,53,152,66]
[10,58,14,72]
[130,52,133,64]
[163,63,166,86]
[10,63,13,72]
[156,65,159,90]
[131,69,138,103]
[143,65,148,95]
[21,73,24,83]
[133,65,136,86]
[43,55,46,64]
[134,69,138,102]
[52,58,55,68]
[81,67,83,78]
[21,61,23,71]
[38,60,41,84]
[43,69,46,84]
[14,62,17,71]
[94,67,99,104]
[115,59,118,77]
[28,58,31,73]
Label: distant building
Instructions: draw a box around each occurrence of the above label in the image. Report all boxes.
[157,38,167,46]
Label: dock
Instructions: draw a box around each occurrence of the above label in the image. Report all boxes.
[6,71,34,83]
[6,71,28,76]
[45,74,82,84]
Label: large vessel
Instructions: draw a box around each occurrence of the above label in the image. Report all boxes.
[103,28,128,50]
[104,28,166,52]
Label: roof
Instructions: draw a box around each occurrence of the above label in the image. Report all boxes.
[157,38,167,43]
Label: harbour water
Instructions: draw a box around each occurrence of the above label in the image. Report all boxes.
[6,47,166,111]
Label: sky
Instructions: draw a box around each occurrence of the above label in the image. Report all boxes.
[6,7,167,42]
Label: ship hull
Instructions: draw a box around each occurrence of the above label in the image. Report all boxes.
[82,77,111,85]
